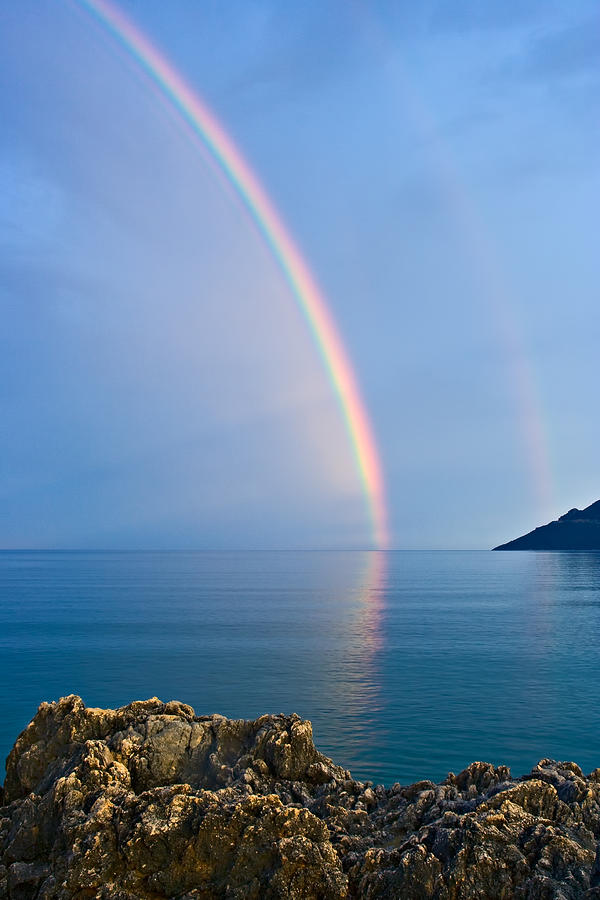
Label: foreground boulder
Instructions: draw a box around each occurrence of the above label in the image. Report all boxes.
[1,698,600,898]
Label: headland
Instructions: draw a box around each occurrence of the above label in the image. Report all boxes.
[494,499,600,550]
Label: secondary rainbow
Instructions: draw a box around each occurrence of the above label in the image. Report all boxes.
[72,0,388,547]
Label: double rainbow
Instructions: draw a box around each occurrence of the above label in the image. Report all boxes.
[72,0,388,548]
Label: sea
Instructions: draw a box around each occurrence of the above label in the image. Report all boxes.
[1,549,600,786]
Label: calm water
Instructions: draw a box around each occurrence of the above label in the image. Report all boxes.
[1,550,600,785]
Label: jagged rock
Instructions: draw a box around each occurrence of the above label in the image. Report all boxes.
[2,697,600,898]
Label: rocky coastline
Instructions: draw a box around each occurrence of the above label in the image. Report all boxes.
[2,697,600,898]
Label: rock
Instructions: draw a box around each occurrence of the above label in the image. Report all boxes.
[494,498,600,550]
[2,697,600,898]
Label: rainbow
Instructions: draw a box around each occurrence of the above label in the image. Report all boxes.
[352,5,555,521]
[71,0,388,548]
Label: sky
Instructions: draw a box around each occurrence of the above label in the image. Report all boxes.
[1,0,599,549]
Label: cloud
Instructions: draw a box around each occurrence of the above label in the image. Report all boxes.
[222,1,382,101]
[428,0,554,33]
[0,159,65,249]
[516,18,600,81]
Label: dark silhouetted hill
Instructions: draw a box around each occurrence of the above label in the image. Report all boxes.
[494,499,600,550]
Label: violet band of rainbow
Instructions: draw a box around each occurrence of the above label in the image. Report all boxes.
[72,0,389,548]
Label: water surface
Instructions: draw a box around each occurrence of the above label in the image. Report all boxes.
[1,550,599,784]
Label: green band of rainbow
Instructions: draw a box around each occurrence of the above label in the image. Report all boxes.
[73,0,389,547]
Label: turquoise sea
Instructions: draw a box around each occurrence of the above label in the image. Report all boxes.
[1,550,600,785]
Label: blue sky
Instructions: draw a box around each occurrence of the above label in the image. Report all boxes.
[1,0,599,548]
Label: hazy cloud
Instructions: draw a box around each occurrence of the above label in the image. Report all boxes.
[429,0,556,33]
[515,18,600,81]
